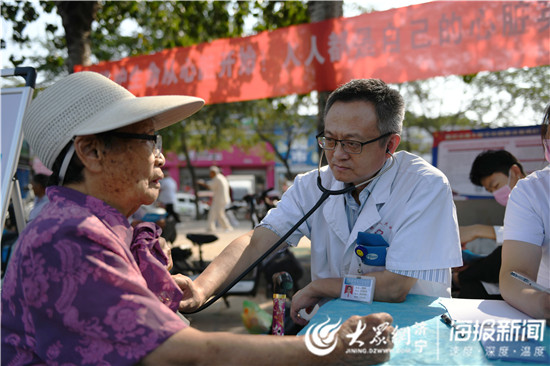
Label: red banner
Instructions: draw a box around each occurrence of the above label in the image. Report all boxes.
[76,1,549,104]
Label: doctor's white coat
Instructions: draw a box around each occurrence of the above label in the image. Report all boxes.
[261,151,462,297]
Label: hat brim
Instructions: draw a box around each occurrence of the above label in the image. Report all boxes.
[75,95,205,135]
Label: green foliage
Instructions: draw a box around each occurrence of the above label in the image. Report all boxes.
[463,66,550,126]
[250,1,309,32]
[2,1,67,77]
[462,73,478,83]
[401,110,480,156]
[92,1,252,61]
[2,0,311,163]
[1,1,39,43]
[91,0,310,165]
[160,93,316,180]
[3,0,548,162]
[222,95,317,178]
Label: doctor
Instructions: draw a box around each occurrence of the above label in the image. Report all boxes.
[178,79,462,323]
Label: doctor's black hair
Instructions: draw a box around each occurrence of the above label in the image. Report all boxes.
[323,79,404,142]
[469,150,525,187]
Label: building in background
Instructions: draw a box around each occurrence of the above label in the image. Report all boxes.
[163,144,276,197]
[163,120,321,196]
[273,133,318,191]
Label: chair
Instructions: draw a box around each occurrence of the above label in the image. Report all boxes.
[186,233,265,307]
[185,233,218,268]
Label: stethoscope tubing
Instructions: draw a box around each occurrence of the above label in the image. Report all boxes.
[182,151,395,314]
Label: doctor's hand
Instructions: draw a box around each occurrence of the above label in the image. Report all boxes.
[172,274,206,312]
[291,278,342,326]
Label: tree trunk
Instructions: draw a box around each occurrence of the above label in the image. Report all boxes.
[56,1,99,73]
[307,1,343,136]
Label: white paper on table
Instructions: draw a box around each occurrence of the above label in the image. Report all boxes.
[439,298,533,323]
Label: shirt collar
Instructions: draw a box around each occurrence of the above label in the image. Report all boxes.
[344,158,391,230]
[46,186,131,239]
[344,158,391,207]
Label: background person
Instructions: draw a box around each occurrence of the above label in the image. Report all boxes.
[499,104,550,321]
[201,166,233,232]
[178,79,462,325]
[27,173,50,222]
[1,71,394,365]
[454,150,526,299]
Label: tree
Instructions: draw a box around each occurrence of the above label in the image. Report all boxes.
[56,1,99,72]
[397,68,550,128]
[307,1,343,138]
[228,95,317,181]
[461,67,550,126]
[3,0,547,177]
[3,0,317,217]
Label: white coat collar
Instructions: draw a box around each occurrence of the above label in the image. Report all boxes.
[321,153,401,247]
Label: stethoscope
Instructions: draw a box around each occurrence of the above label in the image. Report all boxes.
[183,150,395,314]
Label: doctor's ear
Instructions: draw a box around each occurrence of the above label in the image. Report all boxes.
[386,134,401,154]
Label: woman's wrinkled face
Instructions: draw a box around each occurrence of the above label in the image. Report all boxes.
[100,119,165,216]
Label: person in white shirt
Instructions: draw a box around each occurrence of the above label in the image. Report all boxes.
[178,79,462,326]
[500,104,550,321]
[203,166,233,232]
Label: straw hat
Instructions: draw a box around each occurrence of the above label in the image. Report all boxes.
[23,71,205,170]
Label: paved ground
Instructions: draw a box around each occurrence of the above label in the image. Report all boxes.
[172,218,311,334]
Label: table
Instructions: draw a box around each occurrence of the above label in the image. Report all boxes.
[298,295,549,365]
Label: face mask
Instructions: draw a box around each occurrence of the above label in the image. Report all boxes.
[544,139,550,163]
[492,170,512,206]
[493,185,511,206]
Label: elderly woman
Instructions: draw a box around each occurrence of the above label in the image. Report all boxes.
[1,72,394,365]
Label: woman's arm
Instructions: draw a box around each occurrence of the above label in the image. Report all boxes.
[141,312,394,366]
[178,227,284,311]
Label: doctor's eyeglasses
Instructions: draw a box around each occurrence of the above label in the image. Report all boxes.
[108,132,163,157]
[316,132,392,154]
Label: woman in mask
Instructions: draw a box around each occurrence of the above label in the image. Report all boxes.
[499,104,550,321]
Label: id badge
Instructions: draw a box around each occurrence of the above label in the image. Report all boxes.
[340,276,376,303]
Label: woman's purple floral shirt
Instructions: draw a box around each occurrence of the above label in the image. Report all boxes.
[1,186,186,365]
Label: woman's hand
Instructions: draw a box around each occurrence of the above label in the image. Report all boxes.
[330,313,395,365]
[173,274,206,312]
[158,237,173,271]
